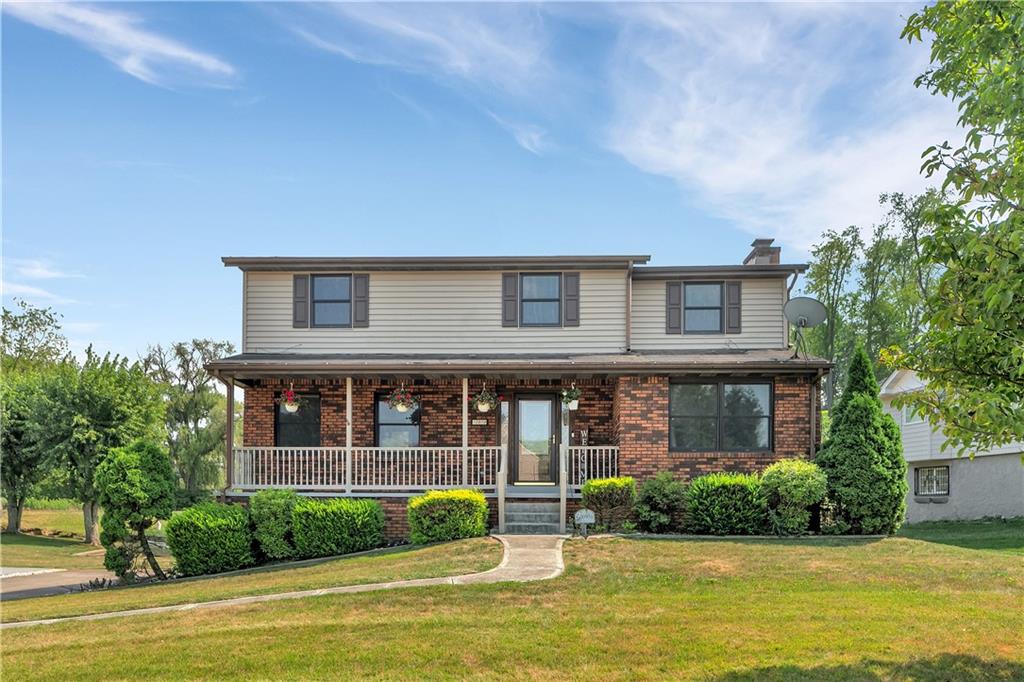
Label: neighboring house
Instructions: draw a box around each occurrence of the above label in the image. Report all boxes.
[207,239,829,535]
[880,369,1024,523]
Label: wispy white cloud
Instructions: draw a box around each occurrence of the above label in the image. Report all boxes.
[6,257,83,280]
[3,2,236,87]
[487,111,549,155]
[603,3,959,251]
[283,3,552,151]
[2,281,77,305]
[288,3,548,94]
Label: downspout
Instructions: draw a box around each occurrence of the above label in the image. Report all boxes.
[810,368,823,457]
[625,260,633,352]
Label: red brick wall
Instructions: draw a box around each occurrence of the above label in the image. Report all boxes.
[242,377,615,449]
[613,374,819,484]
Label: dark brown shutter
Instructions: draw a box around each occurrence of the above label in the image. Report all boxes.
[562,273,580,327]
[352,274,369,328]
[726,281,742,334]
[293,275,310,328]
[666,281,682,334]
[502,273,518,327]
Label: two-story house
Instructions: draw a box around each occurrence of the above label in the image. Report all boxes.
[207,239,830,536]
[881,370,1024,523]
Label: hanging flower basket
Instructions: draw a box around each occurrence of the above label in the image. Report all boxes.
[561,385,582,411]
[469,386,499,413]
[279,387,302,413]
[387,386,420,413]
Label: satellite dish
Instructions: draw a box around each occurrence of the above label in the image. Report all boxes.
[784,297,828,328]
[784,297,827,359]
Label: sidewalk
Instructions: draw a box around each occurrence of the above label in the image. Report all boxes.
[2,534,565,629]
[1,569,115,601]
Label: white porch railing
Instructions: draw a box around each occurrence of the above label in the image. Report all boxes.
[231,446,502,494]
[569,446,620,491]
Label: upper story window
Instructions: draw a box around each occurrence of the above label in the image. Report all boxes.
[669,381,771,452]
[520,274,562,326]
[376,397,421,447]
[275,393,321,447]
[666,280,741,335]
[311,275,351,327]
[684,283,723,333]
[902,404,924,425]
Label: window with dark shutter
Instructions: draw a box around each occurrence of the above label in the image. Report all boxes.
[725,281,742,334]
[520,274,561,326]
[502,273,519,327]
[310,275,352,327]
[293,275,310,328]
[563,272,580,327]
[352,274,369,328]
[666,282,682,334]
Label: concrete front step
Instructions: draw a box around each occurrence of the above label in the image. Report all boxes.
[506,511,559,523]
[504,522,562,535]
[506,502,560,513]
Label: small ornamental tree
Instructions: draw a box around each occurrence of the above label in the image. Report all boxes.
[816,345,907,534]
[95,440,176,580]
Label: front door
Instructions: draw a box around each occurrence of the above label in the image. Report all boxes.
[513,395,559,485]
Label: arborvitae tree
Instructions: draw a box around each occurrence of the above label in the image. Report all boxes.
[95,440,176,580]
[816,345,907,534]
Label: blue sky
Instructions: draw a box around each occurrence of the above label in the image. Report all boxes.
[2,2,957,359]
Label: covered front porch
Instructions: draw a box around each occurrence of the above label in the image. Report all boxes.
[213,367,621,533]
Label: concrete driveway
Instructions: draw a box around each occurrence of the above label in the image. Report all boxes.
[0,568,115,600]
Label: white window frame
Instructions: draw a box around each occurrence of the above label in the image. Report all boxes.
[902,404,924,425]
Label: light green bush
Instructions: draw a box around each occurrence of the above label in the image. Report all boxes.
[581,477,637,531]
[761,459,827,535]
[686,472,767,535]
[250,489,299,560]
[291,498,385,558]
[407,489,488,544]
[165,502,254,576]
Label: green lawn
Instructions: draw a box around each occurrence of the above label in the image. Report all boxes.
[2,507,89,539]
[3,521,1022,680]
[0,533,106,571]
[1,537,502,623]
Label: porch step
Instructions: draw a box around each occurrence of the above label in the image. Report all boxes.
[504,522,562,535]
[504,501,561,535]
[505,502,559,514]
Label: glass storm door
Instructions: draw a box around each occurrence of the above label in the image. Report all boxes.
[514,397,558,484]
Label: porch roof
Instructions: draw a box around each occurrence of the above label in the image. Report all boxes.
[207,349,830,382]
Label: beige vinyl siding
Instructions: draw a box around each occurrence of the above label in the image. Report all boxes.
[244,270,627,354]
[630,277,787,350]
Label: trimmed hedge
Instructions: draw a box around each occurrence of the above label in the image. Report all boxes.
[408,489,488,544]
[291,498,385,558]
[635,473,687,533]
[165,502,254,576]
[582,477,636,531]
[686,472,767,535]
[761,459,827,535]
[251,489,300,559]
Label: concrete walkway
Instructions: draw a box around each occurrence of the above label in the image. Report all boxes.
[2,535,565,630]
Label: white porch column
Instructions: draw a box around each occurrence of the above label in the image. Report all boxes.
[497,444,508,533]
[559,402,569,534]
[461,377,469,486]
[345,377,353,493]
[224,379,235,497]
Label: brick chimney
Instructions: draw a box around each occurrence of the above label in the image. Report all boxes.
[743,238,781,265]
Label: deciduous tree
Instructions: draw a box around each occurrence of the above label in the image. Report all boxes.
[0,371,48,533]
[887,1,1024,452]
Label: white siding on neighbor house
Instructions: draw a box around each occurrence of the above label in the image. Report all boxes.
[883,398,1024,462]
[243,269,628,354]
[630,277,787,351]
[904,454,1024,522]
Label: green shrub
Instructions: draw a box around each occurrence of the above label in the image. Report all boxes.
[291,498,385,558]
[95,440,176,581]
[686,472,767,535]
[635,473,687,533]
[581,477,637,531]
[408,489,488,544]
[165,502,254,576]
[761,459,827,535]
[251,489,300,559]
[816,345,907,535]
